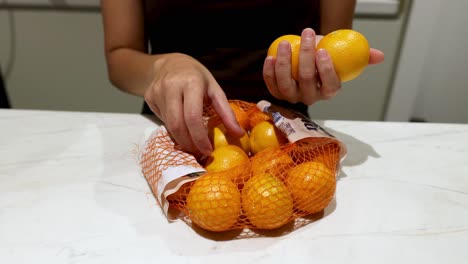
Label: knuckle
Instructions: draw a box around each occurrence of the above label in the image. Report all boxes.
[321,88,339,100]
[185,75,204,87]
[276,56,290,67]
[277,84,291,95]
[160,75,177,87]
[299,71,316,83]
[302,96,316,106]
[165,119,182,134]
[192,133,208,146]
[319,62,335,75]
[301,44,314,53]
[163,74,203,90]
[143,93,152,104]
[184,111,200,127]
[263,70,274,80]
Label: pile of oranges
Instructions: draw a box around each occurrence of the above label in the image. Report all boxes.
[173,100,340,232]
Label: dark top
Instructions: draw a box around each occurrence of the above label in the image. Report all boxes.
[142,0,321,116]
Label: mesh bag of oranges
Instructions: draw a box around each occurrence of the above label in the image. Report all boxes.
[140,100,346,236]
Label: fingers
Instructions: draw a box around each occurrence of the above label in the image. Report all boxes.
[163,92,200,155]
[263,56,282,99]
[297,28,319,105]
[315,49,341,100]
[264,29,383,106]
[369,48,385,65]
[208,85,245,138]
[264,28,341,105]
[143,79,164,120]
[144,99,162,120]
[274,41,298,102]
[184,86,213,157]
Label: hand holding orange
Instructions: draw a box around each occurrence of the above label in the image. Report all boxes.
[267,29,381,82]
[316,29,369,82]
[267,34,302,81]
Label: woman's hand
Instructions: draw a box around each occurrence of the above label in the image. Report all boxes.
[144,53,244,157]
[263,28,385,105]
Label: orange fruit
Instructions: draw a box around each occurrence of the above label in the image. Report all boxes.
[317,29,370,82]
[267,34,301,80]
[186,174,241,231]
[268,29,370,82]
[208,123,250,154]
[248,108,272,131]
[242,173,294,229]
[251,147,294,176]
[204,145,250,173]
[285,161,336,214]
[313,144,340,170]
[249,120,288,156]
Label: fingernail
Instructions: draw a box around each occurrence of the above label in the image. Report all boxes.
[317,49,329,60]
[303,28,314,40]
[279,41,290,52]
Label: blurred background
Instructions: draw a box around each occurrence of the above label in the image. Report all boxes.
[0,0,467,123]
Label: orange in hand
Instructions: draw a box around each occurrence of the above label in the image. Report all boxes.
[317,29,370,82]
[267,34,301,81]
[267,29,370,82]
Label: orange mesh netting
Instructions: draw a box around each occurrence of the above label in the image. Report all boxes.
[140,100,344,237]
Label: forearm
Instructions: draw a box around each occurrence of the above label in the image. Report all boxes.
[105,48,158,97]
[101,0,155,97]
[320,0,356,34]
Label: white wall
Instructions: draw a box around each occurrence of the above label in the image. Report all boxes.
[309,10,408,121]
[386,0,468,123]
[412,0,468,123]
[0,9,143,113]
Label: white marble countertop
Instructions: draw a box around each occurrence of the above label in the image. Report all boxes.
[1,109,467,264]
